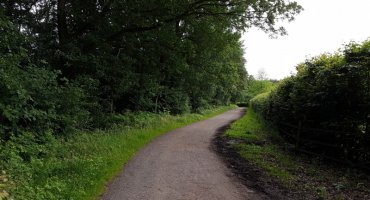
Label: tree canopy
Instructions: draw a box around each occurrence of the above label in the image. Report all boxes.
[0,0,302,139]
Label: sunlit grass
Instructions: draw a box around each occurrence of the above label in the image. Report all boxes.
[225,108,296,184]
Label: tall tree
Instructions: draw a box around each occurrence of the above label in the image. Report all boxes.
[0,0,303,120]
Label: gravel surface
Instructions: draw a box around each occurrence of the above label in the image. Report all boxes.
[100,108,264,200]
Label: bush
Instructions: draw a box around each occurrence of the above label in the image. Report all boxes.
[160,89,191,114]
[0,14,91,141]
[249,92,270,116]
[243,79,275,102]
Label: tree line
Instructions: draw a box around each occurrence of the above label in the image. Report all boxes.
[0,1,302,141]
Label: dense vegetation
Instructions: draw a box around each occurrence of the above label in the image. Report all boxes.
[251,39,370,165]
[0,1,302,199]
[242,77,276,103]
[0,0,302,139]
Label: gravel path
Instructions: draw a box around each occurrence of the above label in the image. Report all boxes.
[100,108,263,200]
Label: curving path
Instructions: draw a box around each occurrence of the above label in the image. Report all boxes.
[100,108,263,200]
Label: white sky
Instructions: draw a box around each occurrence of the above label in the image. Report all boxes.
[242,0,370,80]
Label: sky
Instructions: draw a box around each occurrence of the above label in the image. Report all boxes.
[242,0,370,80]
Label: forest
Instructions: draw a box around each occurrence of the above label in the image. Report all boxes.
[0,0,301,140]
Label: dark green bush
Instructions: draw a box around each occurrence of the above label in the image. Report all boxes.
[161,89,191,114]
[0,14,90,141]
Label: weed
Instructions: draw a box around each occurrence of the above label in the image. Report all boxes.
[317,186,327,200]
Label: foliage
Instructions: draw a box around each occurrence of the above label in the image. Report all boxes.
[250,39,370,163]
[0,106,233,200]
[0,170,10,199]
[242,77,276,103]
[249,92,270,114]
[0,0,302,114]
[0,13,91,141]
[0,1,302,198]
[0,0,302,132]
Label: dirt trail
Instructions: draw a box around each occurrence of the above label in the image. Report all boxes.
[100,108,265,200]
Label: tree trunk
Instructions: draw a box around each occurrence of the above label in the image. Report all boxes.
[57,0,68,46]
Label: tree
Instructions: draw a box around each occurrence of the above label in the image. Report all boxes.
[0,0,303,125]
[256,68,269,80]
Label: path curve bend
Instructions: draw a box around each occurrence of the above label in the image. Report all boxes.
[101,108,263,200]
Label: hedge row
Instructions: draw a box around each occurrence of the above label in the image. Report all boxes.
[250,39,370,163]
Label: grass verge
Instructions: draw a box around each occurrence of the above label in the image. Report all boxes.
[224,108,370,199]
[2,105,235,200]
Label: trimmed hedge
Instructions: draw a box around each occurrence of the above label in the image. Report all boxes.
[250,39,370,163]
[249,92,270,115]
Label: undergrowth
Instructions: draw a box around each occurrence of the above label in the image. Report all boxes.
[0,106,235,200]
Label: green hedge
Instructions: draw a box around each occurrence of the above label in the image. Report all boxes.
[249,92,270,115]
[250,39,370,163]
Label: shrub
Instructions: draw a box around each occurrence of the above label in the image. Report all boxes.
[249,92,270,116]
[160,89,191,114]
[0,14,90,140]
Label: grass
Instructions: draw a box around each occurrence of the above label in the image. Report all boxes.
[2,106,235,200]
[224,108,370,199]
[225,108,296,184]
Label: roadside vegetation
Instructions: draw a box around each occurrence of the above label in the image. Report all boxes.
[225,39,370,199]
[225,108,370,199]
[1,106,234,200]
[251,39,370,166]
[243,77,276,103]
[237,76,277,107]
[0,1,302,199]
